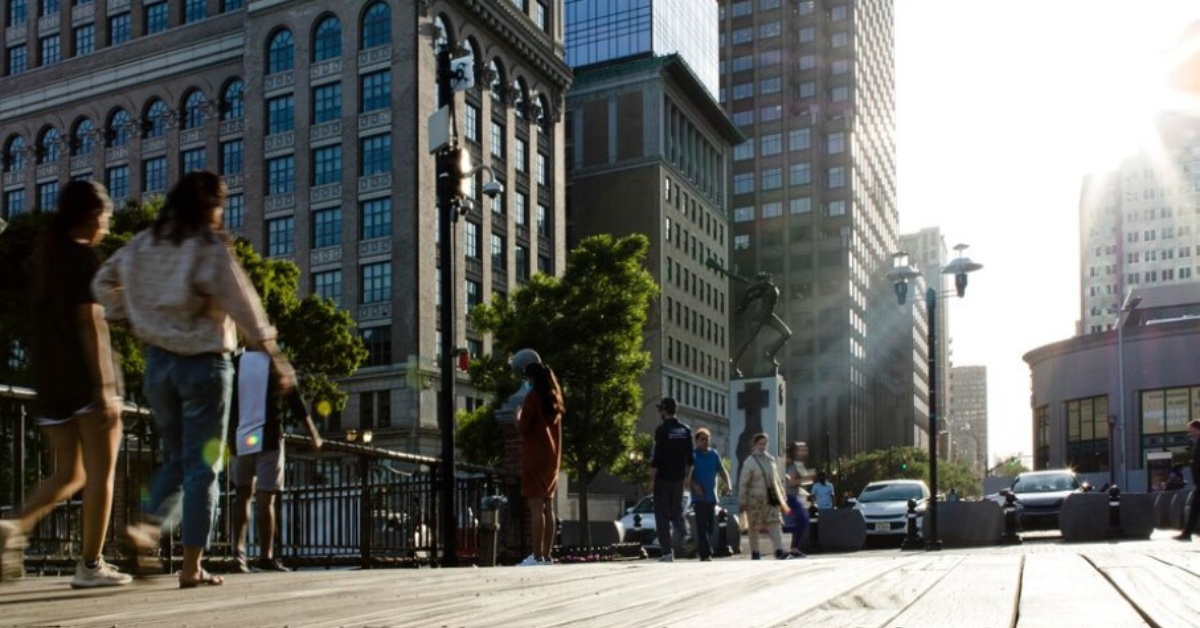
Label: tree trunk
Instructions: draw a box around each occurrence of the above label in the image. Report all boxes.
[578,473,591,546]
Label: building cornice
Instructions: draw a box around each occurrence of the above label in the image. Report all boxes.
[451,0,572,92]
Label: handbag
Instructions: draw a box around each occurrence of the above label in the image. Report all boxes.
[752,455,782,506]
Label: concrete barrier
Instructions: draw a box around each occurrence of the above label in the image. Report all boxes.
[1118,493,1155,539]
[559,521,623,546]
[1154,491,1178,529]
[931,501,1003,547]
[807,508,866,552]
[1059,493,1110,542]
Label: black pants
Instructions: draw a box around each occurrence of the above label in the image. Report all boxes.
[693,502,716,558]
[1184,489,1200,536]
[653,481,686,557]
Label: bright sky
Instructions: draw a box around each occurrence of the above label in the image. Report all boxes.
[894,1,1200,466]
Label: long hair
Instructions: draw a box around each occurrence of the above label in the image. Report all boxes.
[151,170,226,245]
[33,180,112,300]
[524,362,564,416]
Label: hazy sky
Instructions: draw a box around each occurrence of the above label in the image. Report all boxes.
[894,1,1200,465]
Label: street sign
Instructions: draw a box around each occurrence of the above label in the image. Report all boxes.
[450,54,475,92]
[428,106,450,154]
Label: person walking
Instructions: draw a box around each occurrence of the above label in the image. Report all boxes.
[738,433,791,560]
[1175,419,1200,541]
[650,397,693,562]
[687,428,731,561]
[93,171,295,588]
[515,362,564,566]
[783,441,813,557]
[0,181,132,588]
[228,350,323,573]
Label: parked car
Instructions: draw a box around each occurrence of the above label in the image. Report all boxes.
[852,480,929,537]
[988,469,1082,531]
[616,495,741,556]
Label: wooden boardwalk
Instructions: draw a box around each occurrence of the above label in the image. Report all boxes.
[2,531,1199,628]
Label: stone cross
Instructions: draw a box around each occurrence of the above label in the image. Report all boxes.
[736,382,769,471]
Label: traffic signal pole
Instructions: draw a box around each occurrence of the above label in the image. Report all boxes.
[436,46,459,567]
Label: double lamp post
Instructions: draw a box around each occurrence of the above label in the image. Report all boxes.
[887,244,983,550]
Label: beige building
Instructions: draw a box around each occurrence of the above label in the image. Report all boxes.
[948,365,987,473]
[0,0,571,455]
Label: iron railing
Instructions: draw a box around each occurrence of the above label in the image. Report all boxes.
[0,386,527,572]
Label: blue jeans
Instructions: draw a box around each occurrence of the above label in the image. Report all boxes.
[144,347,233,549]
[786,494,810,550]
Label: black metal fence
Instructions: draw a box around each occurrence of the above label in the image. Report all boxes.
[1,386,527,572]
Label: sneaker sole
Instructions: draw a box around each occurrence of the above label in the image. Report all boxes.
[70,578,134,589]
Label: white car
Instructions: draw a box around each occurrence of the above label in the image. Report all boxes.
[852,480,929,536]
[988,469,1081,531]
[616,495,741,555]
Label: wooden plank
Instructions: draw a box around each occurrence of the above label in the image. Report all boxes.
[774,554,964,628]
[1017,554,1148,628]
[1143,550,1200,578]
[885,554,1022,628]
[1085,551,1200,628]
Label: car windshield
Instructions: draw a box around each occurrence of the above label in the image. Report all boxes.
[858,484,924,503]
[630,498,654,514]
[1012,474,1079,494]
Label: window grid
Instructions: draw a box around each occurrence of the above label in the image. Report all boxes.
[267,216,295,256]
[360,262,391,304]
[312,82,342,124]
[312,144,342,186]
[266,155,295,195]
[361,198,391,239]
[360,134,390,176]
[312,207,342,248]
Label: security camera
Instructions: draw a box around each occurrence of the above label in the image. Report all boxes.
[481,180,504,199]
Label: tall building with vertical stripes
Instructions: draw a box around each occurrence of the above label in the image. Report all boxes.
[720,0,900,465]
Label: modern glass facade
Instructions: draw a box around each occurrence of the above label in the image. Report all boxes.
[565,0,718,96]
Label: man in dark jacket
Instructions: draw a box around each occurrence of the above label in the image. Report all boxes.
[650,398,693,562]
[1176,419,1200,541]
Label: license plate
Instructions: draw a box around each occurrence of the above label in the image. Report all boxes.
[874,523,891,532]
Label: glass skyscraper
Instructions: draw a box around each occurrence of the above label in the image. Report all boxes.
[565,0,719,96]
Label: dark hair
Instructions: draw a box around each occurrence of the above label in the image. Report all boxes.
[152,170,226,245]
[787,441,807,460]
[33,180,112,300]
[1190,419,1200,431]
[524,362,564,416]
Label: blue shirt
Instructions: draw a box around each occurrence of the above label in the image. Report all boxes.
[691,448,723,504]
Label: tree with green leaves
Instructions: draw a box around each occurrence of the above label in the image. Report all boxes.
[468,234,658,540]
[834,446,983,500]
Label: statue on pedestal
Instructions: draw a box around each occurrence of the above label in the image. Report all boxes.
[707,258,792,378]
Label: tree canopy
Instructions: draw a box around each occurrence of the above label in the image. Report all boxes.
[465,233,659,527]
[834,446,983,500]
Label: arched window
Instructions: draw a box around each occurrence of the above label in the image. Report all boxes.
[360,2,390,50]
[108,109,131,147]
[488,59,505,103]
[145,100,169,138]
[182,90,207,130]
[39,128,60,164]
[313,15,341,62]
[267,29,295,74]
[222,79,245,121]
[466,38,482,92]
[512,77,528,116]
[73,118,95,156]
[537,93,551,130]
[4,136,26,172]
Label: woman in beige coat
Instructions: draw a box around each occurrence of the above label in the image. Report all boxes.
[737,432,792,560]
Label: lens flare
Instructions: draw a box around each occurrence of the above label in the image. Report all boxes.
[203,439,225,466]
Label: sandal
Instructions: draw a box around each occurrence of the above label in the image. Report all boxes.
[179,570,225,589]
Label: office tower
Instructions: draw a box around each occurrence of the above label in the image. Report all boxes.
[564,54,741,444]
[949,365,988,472]
[1079,115,1200,335]
[0,0,571,455]
[900,227,951,450]
[565,0,719,96]
[721,0,899,463]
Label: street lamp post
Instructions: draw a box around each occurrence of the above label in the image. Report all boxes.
[1115,292,1141,491]
[887,245,983,551]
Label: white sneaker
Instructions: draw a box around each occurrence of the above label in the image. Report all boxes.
[517,554,540,567]
[70,559,133,588]
[538,556,554,566]
[658,553,675,563]
[0,520,26,582]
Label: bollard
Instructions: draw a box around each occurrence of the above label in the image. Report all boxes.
[714,510,732,558]
[900,498,923,551]
[1000,490,1023,545]
[477,494,507,567]
[807,495,821,552]
[1107,485,1123,539]
[632,513,643,548]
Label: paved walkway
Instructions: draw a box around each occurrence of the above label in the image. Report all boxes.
[1,531,1198,628]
